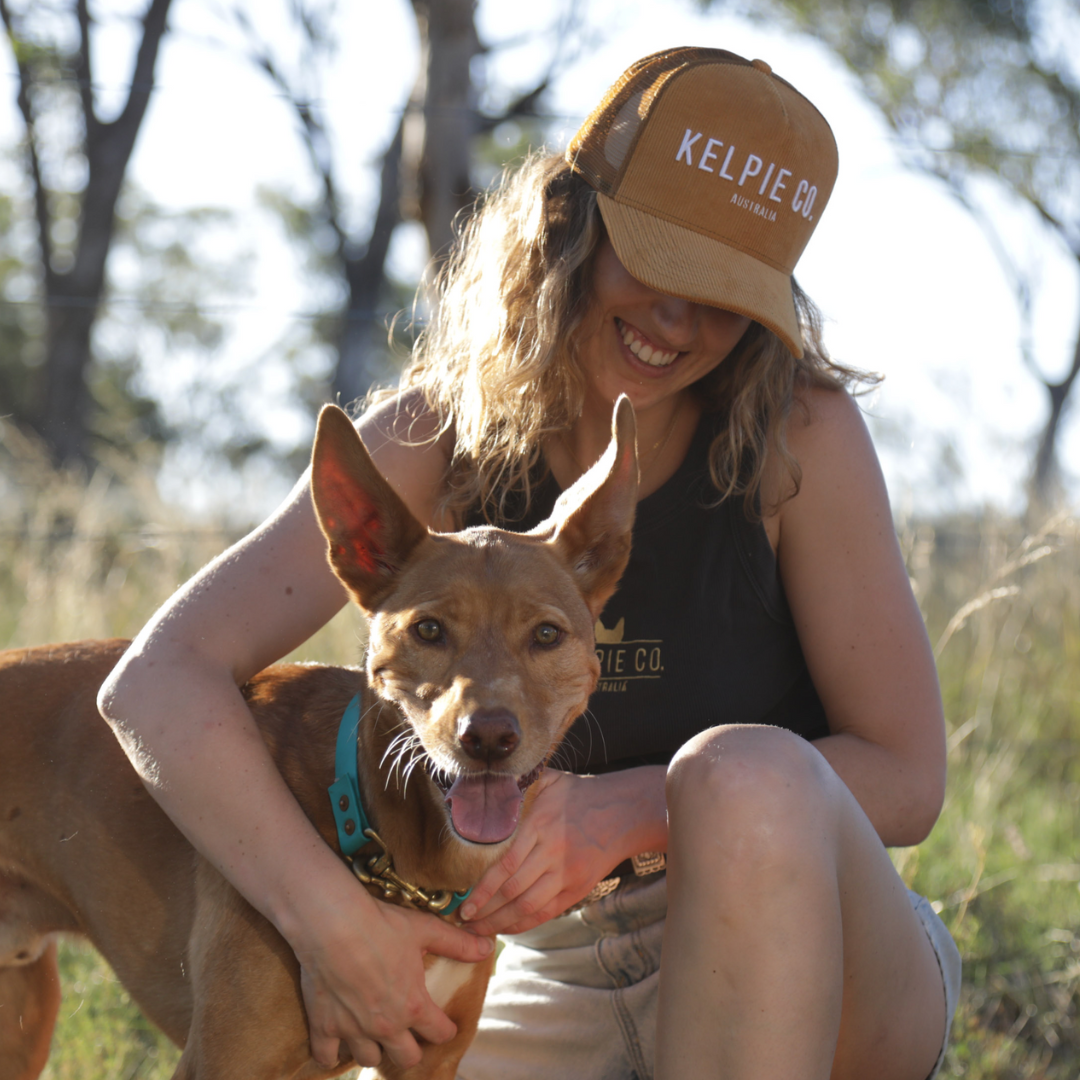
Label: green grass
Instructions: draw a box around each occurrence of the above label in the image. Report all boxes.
[2,429,1077,1077]
[43,943,180,1080]
[896,511,1080,1079]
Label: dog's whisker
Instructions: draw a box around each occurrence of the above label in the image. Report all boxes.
[580,709,609,766]
[400,748,420,793]
[550,723,589,773]
[385,735,424,793]
[381,729,418,771]
[437,819,456,848]
[549,745,575,773]
[400,744,434,800]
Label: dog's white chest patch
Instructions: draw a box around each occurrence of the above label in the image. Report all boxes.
[424,955,474,1008]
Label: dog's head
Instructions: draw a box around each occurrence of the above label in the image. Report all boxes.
[310,399,637,848]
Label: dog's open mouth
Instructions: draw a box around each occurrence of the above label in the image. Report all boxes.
[430,761,545,845]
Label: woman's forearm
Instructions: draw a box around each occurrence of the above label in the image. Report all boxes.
[98,649,380,937]
[593,765,670,864]
[811,730,945,848]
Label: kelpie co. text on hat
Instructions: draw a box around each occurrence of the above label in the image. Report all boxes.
[675,128,819,222]
[565,47,839,357]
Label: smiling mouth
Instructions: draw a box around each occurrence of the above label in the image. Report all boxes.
[616,318,680,368]
[428,760,546,845]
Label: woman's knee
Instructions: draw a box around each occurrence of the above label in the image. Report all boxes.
[666,725,841,866]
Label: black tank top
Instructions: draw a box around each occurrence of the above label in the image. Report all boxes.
[471,412,829,773]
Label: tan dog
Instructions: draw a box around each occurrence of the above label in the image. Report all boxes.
[0,398,638,1080]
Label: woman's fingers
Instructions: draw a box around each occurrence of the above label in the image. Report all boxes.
[341,1033,387,1070]
[301,968,384,1069]
[421,916,497,964]
[459,826,539,921]
[307,1031,343,1070]
[466,868,565,935]
[461,770,622,932]
[297,903,495,1071]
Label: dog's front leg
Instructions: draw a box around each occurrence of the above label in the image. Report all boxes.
[362,949,495,1080]
[173,859,345,1080]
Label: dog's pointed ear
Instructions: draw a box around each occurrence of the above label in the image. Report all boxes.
[534,396,638,617]
[310,404,429,613]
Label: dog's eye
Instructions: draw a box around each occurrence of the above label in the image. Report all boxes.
[414,619,444,643]
[533,623,561,646]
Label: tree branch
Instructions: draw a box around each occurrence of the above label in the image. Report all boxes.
[237,26,349,264]
[75,0,97,134]
[76,0,172,293]
[0,0,55,288]
[113,0,172,141]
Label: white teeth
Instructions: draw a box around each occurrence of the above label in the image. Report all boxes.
[617,320,677,367]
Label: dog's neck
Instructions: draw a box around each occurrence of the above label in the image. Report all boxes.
[352,688,509,898]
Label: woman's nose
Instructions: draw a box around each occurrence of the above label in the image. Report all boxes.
[652,293,698,343]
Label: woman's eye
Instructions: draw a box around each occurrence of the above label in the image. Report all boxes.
[415,619,444,643]
[533,623,561,646]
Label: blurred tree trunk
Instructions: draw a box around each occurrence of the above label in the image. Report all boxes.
[0,0,174,466]
[1031,303,1080,507]
[404,0,482,261]
[335,118,406,407]
[245,0,556,407]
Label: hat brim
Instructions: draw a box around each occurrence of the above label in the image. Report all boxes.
[597,194,804,359]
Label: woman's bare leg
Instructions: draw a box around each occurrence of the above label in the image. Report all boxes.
[655,725,946,1080]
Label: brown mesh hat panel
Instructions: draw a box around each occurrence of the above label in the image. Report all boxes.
[567,48,838,357]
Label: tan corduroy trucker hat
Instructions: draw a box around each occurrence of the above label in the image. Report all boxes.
[566,47,838,358]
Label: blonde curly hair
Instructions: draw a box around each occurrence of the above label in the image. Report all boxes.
[391,151,875,524]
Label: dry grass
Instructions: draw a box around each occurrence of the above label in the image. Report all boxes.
[898,510,1080,1078]
[1,425,1077,1078]
[0,419,364,661]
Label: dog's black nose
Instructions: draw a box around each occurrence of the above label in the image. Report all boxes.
[457,709,521,762]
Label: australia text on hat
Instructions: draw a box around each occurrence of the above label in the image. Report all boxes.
[675,129,819,221]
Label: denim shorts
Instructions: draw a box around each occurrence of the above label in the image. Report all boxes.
[457,875,961,1080]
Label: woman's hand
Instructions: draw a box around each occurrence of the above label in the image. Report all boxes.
[459,765,667,936]
[290,885,494,1070]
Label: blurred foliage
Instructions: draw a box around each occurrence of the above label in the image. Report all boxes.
[253,111,552,410]
[254,182,417,408]
[0,180,255,465]
[774,0,1077,220]
[0,0,176,463]
[743,0,1080,500]
[0,414,363,658]
[41,942,179,1080]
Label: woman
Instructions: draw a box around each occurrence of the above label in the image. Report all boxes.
[99,48,960,1080]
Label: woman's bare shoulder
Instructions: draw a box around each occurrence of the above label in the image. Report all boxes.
[759,384,871,547]
[357,386,447,444]
[785,382,870,455]
[777,383,889,536]
[355,387,456,529]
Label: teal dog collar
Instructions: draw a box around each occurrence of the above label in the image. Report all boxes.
[328,695,471,916]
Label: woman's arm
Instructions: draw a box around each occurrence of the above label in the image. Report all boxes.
[97,391,492,1071]
[769,387,947,847]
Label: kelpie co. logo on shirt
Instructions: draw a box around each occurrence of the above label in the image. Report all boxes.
[674,128,820,222]
[594,617,663,693]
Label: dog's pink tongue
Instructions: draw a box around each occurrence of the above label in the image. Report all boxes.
[445,774,523,844]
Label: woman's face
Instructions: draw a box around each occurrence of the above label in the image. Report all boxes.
[574,238,752,414]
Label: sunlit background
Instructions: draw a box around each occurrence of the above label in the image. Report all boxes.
[2,6,1079,1079]
[2,0,1077,521]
